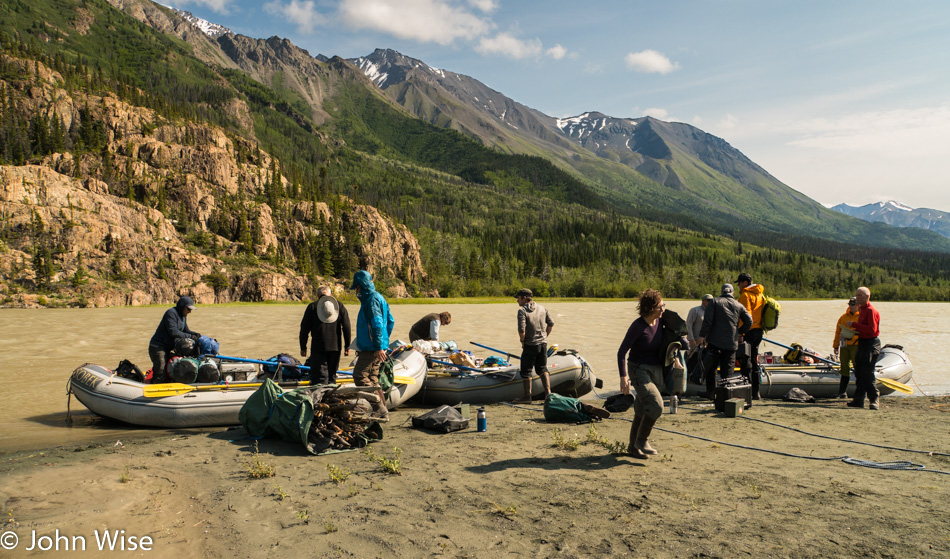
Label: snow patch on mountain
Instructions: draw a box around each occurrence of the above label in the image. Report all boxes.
[163,4,231,37]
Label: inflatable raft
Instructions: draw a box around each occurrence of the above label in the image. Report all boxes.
[68,348,428,428]
[413,350,600,405]
[684,344,913,399]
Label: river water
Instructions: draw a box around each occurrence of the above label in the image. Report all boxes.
[1,300,946,453]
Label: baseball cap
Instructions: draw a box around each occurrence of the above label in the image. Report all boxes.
[721,283,734,296]
[702,294,714,301]
[736,272,752,284]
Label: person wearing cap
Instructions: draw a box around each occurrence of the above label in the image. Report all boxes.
[831,297,861,398]
[350,270,395,420]
[147,296,201,383]
[514,288,554,403]
[300,286,351,385]
[735,272,766,399]
[846,286,882,410]
[697,284,752,399]
[408,312,452,343]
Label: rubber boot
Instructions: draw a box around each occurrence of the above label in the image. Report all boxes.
[636,416,658,455]
[540,372,552,398]
[628,416,647,459]
[514,379,533,403]
[750,367,761,400]
[836,375,849,399]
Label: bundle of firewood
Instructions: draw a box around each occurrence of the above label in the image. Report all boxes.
[307,385,383,451]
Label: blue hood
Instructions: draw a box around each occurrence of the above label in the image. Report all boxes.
[350,270,376,297]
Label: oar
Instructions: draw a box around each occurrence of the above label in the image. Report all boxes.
[762,337,838,366]
[144,373,415,398]
[878,377,913,395]
[470,341,520,360]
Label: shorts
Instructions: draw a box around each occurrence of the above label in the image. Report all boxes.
[353,351,382,387]
[520,343,548,378]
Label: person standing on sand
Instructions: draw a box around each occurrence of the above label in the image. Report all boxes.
[299,286,351,385]
[350,270,395,421]
[514,288,554,403]
[697,284,752,399]
[736,272,766,399]
[832,297,861,399]
[148,296,200,383]
[686,294,713,352]
[408,311,452,342]
[617,289,685,459]
[846,286,882,410]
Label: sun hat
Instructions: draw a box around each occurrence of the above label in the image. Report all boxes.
[316,295,340,323]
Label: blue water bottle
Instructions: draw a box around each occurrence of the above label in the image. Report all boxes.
[476,407,487,432]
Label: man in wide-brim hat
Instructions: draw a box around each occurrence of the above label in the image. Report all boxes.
[300,286,351,385]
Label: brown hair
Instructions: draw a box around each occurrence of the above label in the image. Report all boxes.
[439,312,452,324]
[637,289,663,318]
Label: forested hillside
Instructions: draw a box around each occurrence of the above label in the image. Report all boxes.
[2,0,949,305]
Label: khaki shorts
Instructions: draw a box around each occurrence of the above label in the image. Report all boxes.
[353,351,382,387]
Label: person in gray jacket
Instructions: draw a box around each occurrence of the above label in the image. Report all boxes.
[514,288,554,403]
[697,284,752,399]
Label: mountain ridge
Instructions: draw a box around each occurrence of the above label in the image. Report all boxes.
[833,201,950,239]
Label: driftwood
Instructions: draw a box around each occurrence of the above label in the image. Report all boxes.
[308,386,382,451]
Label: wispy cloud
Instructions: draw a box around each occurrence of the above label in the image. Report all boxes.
[467,0,497,12]
[264,0,326,33]
[625,49,679,74]
[546,44,567,60]
[339,0,492,45]
[787,104,950,158]
[476,32,542,59]
[642,107,669,120]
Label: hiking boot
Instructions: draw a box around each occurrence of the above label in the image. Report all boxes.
[835,393,847,399]
[869,402,879,410]
[846,400,864,408]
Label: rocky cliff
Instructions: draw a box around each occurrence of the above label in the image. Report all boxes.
[0,54,426,307]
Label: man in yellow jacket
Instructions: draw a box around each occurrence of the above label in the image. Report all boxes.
[736,273,765,399]
[832,297,861,398]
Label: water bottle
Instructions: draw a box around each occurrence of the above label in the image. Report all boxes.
[670,395,678,414]
[476,407,487,432]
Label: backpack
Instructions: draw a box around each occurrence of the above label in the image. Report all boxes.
[115,359,145,383]
[761,296,781,332]
[411,405,470,433]
[783,343,804,364]
[261,353,304,380]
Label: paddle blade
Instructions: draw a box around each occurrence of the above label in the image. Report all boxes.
[878,377,913,395]
[143,383,196,398]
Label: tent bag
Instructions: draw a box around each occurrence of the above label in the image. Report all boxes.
[411,405,470,433]
[543,393,593,423]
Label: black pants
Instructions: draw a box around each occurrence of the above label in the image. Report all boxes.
[740,328,763,390]
[520,343,548,378]
[702,344,736,393]
[307,351,342,385]
[148,344,168,383]
[853,337,881,404]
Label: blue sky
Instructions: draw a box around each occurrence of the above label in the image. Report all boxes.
[165,0,950,211]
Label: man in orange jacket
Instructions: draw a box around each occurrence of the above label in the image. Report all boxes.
[736,273,765,399]
[832,297,861,398]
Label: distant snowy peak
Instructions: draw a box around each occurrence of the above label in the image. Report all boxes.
[832,200,950,238]
[165,5,231,38]
[878,200,913,212]
[556,112,638,140]
[351,49,444,88]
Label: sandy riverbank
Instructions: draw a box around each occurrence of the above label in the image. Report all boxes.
[2,395,949,558]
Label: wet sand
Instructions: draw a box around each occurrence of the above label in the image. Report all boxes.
[2,395,949,558]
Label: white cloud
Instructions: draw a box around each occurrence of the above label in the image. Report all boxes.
[467,0,497,12]
[625,49,679,74]
[476,32,542,59]
[546,44,567,60]
[264,0,326,33]
[642,107,669,120]
[717,113,738,130]
[339,0,492,45]
[172,0,234,14]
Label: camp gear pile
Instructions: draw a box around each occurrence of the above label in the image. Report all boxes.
[239,379,383,455]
